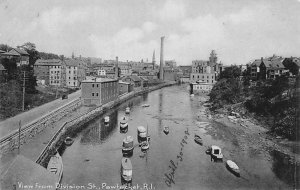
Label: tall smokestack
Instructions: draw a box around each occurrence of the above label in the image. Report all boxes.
[159,36,165,80]
[115,56,119,79]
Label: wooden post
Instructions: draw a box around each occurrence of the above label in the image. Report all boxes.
[18,120,21,154]
[22,71,26,111]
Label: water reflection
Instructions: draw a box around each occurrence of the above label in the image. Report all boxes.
[271,150,300,188]
[80,110,118,145]
[158,90,163,134]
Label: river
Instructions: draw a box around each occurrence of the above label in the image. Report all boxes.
[58,85,296,190]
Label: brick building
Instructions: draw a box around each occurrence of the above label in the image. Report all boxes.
[81,78,119,106]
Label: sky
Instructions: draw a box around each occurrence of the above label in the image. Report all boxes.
[0,0,299,65]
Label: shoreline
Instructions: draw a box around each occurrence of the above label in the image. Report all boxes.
[196,95,300,164]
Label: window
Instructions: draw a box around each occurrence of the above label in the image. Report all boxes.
[97,84,99,87]
[69,71,71,74]
[202,76,204,79]
[92,93,94,96]
[73,82,75,85]
[92,84,94,87]
[69,77,71,79]
[96,93,99,96]
[207,76,209,78]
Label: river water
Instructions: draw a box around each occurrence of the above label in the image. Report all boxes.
[58,85,296,190]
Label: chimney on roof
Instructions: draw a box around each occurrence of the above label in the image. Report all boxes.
[261,57,263,62]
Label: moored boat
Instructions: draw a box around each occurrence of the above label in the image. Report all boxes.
[210,145,223,161]
[104,116,110,124]
[64,137,74,146]
[121,158,132,182]
[122,136,134,155]
[142,104,150,107]
[125,107,130,114]
[141,141,149,151]
[120,116,128,130]
[163,126,169,135]
[194,134,203,145]
[137,126,147,143]
[226,160,240,177]
[47,152,63,184]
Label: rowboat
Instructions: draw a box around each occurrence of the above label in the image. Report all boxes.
[141,141,149,151]
[122,136,134,155]
[47,152,63,184]
[137,126,147,143]
[142,104,150,107]
[125,107,130,114]
[163,126,169,135]
[210,145,223,161]
[120,116,128,131]
[121,158,132,182]
[64,137,74,146]
[194,134,203,145]
[104,116,110,124]
[226,160,240,177]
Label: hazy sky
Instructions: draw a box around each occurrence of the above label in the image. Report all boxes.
[0,0,299,65]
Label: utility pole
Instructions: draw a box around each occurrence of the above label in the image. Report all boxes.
[22,71,26,111]
[55,72,59,98]
[18,120,21,154]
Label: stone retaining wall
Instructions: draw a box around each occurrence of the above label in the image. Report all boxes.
[36,82,175,167]
[0,99,82,154]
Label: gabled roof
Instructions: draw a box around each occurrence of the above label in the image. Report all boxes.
[35,59,63,66]
[263,59,285,69]
[140,76,148,81]
[10,48,29,56]
[0,50,5,54]
[251,60,262,67]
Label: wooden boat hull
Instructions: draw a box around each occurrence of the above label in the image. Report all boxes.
[47,152,63,184]
[194,138,203,145]
[64,137,74,146]
[226,160,240,177]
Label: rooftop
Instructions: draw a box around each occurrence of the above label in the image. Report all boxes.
[82,77,117,83]
[35,59,63,66]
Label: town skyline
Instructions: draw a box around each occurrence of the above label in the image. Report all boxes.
[0,0,300,65]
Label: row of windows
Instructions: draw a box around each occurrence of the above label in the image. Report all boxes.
[51,71,60,74]
[92,93,99,97]
[91,82,116,88]
[50,66,61,69]
[50,80,60,84]
[68,77,77,80]
[69,71,76,74]
[50,76,60,79]
[192,75,214,79]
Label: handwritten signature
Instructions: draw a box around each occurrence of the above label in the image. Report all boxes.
[164,128,190,187]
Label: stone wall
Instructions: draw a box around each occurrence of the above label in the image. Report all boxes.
[36,82,176,167]
[0,99,82,154]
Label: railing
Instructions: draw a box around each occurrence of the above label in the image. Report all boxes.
[0,98,82,151]
[35,82,176,165]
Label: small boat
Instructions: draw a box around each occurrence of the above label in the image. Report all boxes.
[121,158,132,182]
[210,145,223,160]
[120,116,128,130]
[142,104,150,107]
[125,107,130,114]
[190,94,194,97]
[194,134,203,145]
[104,116,110,124]
[47,152,63,184]
[163,126,169,135]
[122,136,134,155]
[64,137,74,146]
[141,141,149,151]
[137,126,147,143]
[226,160,240,177]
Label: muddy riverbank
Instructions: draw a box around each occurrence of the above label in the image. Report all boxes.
[195,95,300,189]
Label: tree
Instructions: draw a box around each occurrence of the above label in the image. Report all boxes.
[219,65,241,79]
[0,44,13,52]
[19,42,39,66]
